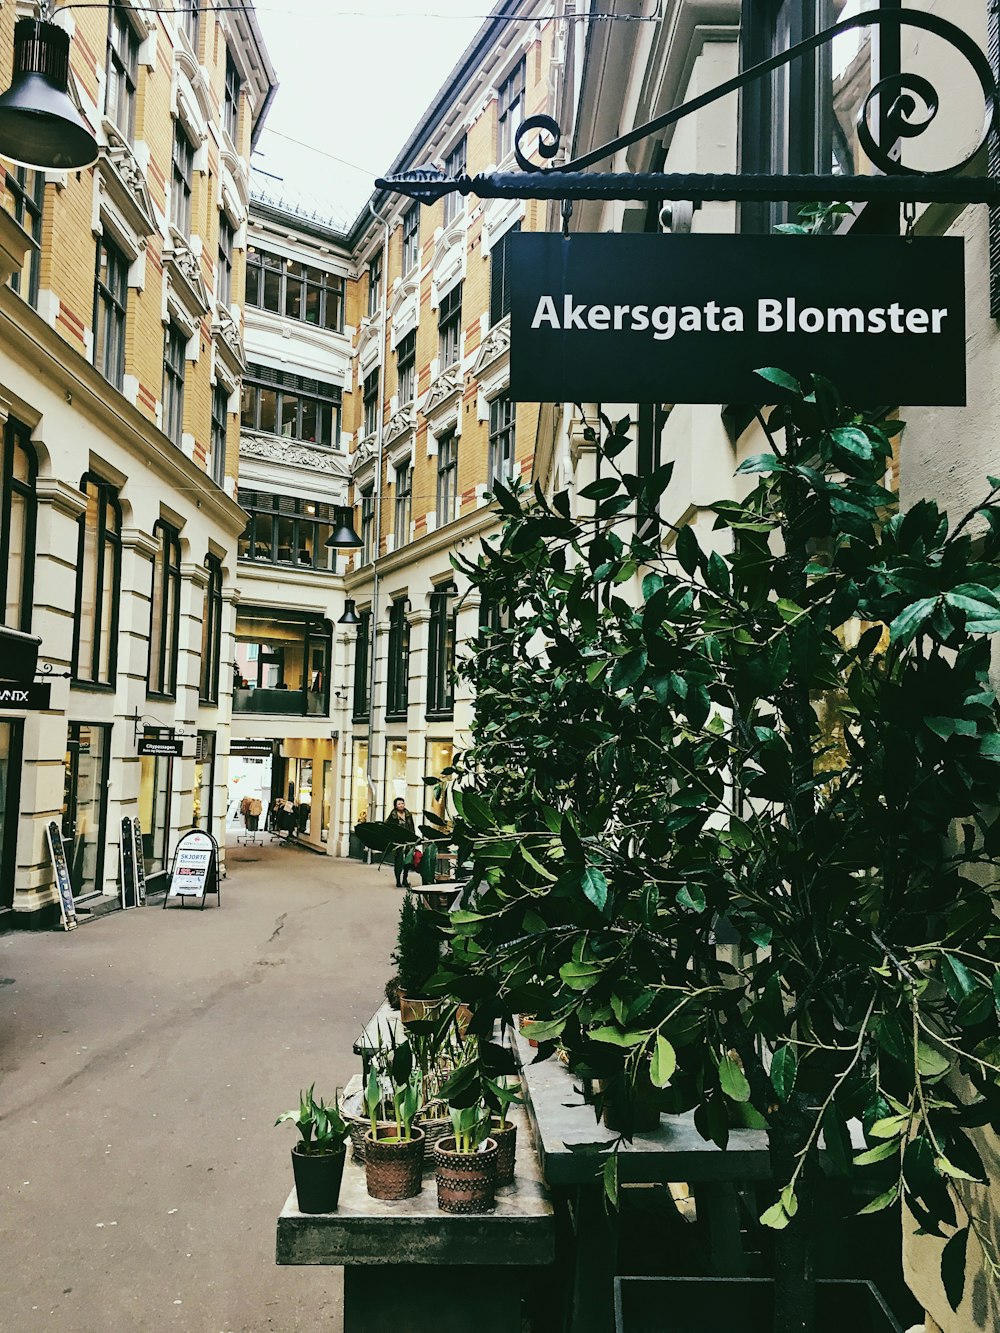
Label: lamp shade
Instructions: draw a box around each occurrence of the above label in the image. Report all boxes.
[0,21,99,170]
[337,598,361,626]
[0,625,41,682]
[324,505,362,549]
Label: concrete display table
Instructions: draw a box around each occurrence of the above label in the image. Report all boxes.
[514,1030,771,1333]
[277,1104,554,1333]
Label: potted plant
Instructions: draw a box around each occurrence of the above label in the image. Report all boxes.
[364,1035,425,1201]
[484,1075,523,1185]
[437,378,1000,1330]
[391,890,446,1025]
[408,1018,463,1164]
[275,1084,350,1214]
[434,1102,499,1214]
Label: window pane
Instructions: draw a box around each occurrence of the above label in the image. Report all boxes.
[301,398,318,443]
[304,284,320,325]
[262,267,280,312]
[76,487,99,678]
[99,534,115,680]
[5,489,25,630]
[240,383,256,428]
[258,387,277,433]
[276,515,294,562]
[284,262,303,319]
[279,392,298,437]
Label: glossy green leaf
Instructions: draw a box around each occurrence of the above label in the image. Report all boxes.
[770,1045,797,1103]
[581,867,609,912]
[942,1226,969,1312]
[718,1054,751,1103]
[858,1183,900,1215]
[650,1034,677,1088]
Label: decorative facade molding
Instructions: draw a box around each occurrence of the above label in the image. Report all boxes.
[239,431,351,477]
[421,367,463,423]
[98,120,157,244]
[388,274,419,349]
[384,404,416,447]
[471,316,510,379]
[164,231,211,322]
[356,315,383,376]
[430,211,467,308]
[212,303,246,377]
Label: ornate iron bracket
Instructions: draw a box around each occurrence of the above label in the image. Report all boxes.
[377,7,1000,207]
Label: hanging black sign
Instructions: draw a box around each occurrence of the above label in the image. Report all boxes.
[138,737,183,757]
[231,738,274,757]
[0,683,51,709]
[509,234,966,406]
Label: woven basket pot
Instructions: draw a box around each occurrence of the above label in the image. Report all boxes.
[364,1126,425,1201]
[417,1115,453,1167]
[490,1119,517,1186]
[434,1136,499,1214]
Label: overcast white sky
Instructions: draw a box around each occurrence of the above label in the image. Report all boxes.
[250,1,494,230]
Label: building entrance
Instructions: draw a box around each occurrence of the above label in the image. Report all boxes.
[0,719,22,910]
[62,723,110,899]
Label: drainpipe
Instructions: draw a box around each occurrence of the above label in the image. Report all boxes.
[364,199,391,830]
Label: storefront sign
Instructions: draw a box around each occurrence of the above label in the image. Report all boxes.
[164,829,220,910]
[138,737,183,757]
[509,234,966,406]
[0,683,51,709]
[45,820,77,931]
[230,738,274,758]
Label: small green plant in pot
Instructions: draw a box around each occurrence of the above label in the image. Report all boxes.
[276,1085,350,1214]
[392,891,445,1024]
[484,1076,523,1186]
[434,1103,498,1214]
[364,1036,425,1201]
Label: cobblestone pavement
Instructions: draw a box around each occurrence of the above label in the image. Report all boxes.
[0,844,401,1332]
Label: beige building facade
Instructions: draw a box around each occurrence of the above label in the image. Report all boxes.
[0,0,275,923]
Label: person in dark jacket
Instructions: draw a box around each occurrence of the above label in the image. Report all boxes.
[387,797,416,887]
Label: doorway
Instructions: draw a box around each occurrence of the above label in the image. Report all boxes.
[0,719,23,910]
[62,722,110,899]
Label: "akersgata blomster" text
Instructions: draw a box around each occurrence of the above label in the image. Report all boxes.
[529,296,951,340]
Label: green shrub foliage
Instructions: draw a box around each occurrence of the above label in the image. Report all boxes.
[442,372,1000,1318]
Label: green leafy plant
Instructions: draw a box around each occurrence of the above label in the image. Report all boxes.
[392,890,443,998]
[368,1031,422,1143]
[276,1084,349,1154]
[439,372,1000,1330]
[448,1102,492,1154]
[484,1075,523,1132]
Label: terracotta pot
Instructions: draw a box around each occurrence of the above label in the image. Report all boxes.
[416,1115,452,1167]
[490,1118,517,1185]
[398,994,446,1026]
[291,1143,346,1214]
[345,1115,393,1164]
[364,1125,425,1200]
[434,1135,499,1214]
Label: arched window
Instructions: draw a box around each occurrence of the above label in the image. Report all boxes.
[199,554,223,704]
[73,474,122,684]
[1,421,36,633]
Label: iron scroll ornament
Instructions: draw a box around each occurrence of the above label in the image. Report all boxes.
[378,7,1000,206]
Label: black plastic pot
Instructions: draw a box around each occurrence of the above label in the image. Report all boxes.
[613,1277,903,1333]
[291,1143,346,1214]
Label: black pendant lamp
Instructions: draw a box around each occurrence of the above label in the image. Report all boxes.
[0,20,99,170]
[337,598,361,626]
[325,505,363,550]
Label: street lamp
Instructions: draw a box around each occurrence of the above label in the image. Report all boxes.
[324,504,362,550]
[337,598,361,626]
[0,19,99,170]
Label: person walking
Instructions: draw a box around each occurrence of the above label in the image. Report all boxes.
[386,797,416,888]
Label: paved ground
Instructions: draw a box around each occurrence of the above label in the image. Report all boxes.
[0,843,402,1332]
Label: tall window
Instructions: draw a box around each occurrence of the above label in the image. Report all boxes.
[6,168,43,306]
[436,432,457,527]
[178,0,198,48]
[497,59,525,162]
[244,248,344,330]
[199,554,222,703]
[353,609,371,721]
[106,6,138,143]
[488,397,516,486]
[427,584,457,719]
[0,421,35,633]
[402,205,420,274]
[443,137,466,227]
[170,125,194,236]
[224,51,241,143]
[148,522,181,697]
[367,250,382,317]
[397,331,416,406]
[438,282,462,370]
[240,364,341,448]
[363,369,380,439]
[217,214,234,309]
[94,235,128,390]
[393,462,411,548]
[73,476,122,685]
[237,490,340,572]
[360,487,374,565]
[490,222,520,327]
[210,384,228,487]
[386,598,410,719]
[163,322,186,446]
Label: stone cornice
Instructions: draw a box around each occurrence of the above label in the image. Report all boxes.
[0,287,247,538]
[35,476,88,519]
[120,527,160,559]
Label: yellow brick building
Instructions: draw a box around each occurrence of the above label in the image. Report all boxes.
[0,2,275,923]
